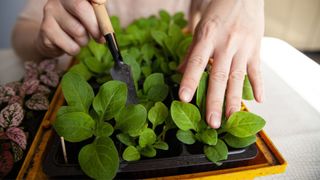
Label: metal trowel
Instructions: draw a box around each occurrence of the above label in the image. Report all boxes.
[92,2,138,104]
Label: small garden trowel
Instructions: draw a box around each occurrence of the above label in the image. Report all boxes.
[92,2,138,104]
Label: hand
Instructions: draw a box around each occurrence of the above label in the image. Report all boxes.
[36,0,106,58]
[179,0,264,128]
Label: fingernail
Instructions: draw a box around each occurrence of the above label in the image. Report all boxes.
[209,112,221,129]
[179,88,192,102]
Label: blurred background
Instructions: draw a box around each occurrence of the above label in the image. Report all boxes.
[0,0,320,63]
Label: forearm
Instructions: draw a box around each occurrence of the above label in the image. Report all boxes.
[12,18,44,62]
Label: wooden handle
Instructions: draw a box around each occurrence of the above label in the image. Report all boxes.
[92,2,114,35]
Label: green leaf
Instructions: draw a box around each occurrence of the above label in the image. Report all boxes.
[170,101,201,131]
[143,73,165,93]
[56,106,80,118]
[76,46,92,63]
[83,56,108,73]
[123,54,141,83]
[204,139,228,163]
[177,36,193,61]
[225,111,266,138]
[78,137,119,180]
[141,44,155,64]
[95,122,114,137]
[176,129,196,145]
[168,61,177,71]
[87,39,107,61]
[69,63,93,80]
[61,72,94,113]
[153,141,169,150]
[54,112,95,142]
[170,73,182,84]
[116,133,136,146]
[141,66,152,77]
[173,12,187,28]
[224,134,256,148]
[139,145,157,158]
[168,24,183,43]
[148,102,168,129]
[123,146,140,161]
[110,16,122,33]
[139,128,156,148]
[198,128,217,146]
[159,10,171,23]
[151,30,168,47]
[115,104,147,136]
[196,72,208,118]
[242,75,254,100]
[93,80,127,121]
[147,84,169,102]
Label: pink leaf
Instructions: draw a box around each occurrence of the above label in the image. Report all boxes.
[0,103,24,128]
[25,93,49,110]
[0,149,14,177]
[40,71,59,87]
[24,61,38,81]
[36,85,51,95]
[0,86,15,104]
[21,79,40,95]
[10,142,24,162]
[38,59,57,73]
[6,127,27,150]
[8,95,23,106]
[4,81,21,94]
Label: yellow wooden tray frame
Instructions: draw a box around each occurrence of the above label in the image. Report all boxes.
[16,62,287,180]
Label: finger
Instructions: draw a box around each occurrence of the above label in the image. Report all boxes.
[42,16,80,55]
[179,37,214,102]
[225,51,247,118]
[247,49,264,103]
[55,6,89,46]
[61,0,102,40]
[206,51,233,129]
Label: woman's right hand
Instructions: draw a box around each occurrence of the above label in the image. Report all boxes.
[36,0,105,58]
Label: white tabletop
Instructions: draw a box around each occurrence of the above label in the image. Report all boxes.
[0,37,320,179]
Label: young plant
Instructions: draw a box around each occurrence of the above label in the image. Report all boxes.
[54,10,266,179]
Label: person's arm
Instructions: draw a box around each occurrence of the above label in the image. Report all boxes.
[181,0,264,129]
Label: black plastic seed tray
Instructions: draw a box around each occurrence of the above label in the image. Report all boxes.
[43,131,257,179]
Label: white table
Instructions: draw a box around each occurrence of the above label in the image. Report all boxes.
[1,37,320,179]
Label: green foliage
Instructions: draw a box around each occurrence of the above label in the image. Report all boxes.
[115,104,147,136]
[78,137,119,180]
[93,81,127,121]
[204,140,228,164]
[170,101,201,131]
[148,102,168,129]
[55,10,266,178]
[196,72,209,118]
[197,128,218,146]
[225,111,265,138]
[123,146,140,161]
[224,134,256,148]
[176,129,196,145]
[54,112,95,142]
[61,72,94,113]
[139,128,157,148]
[242,75,254,100]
